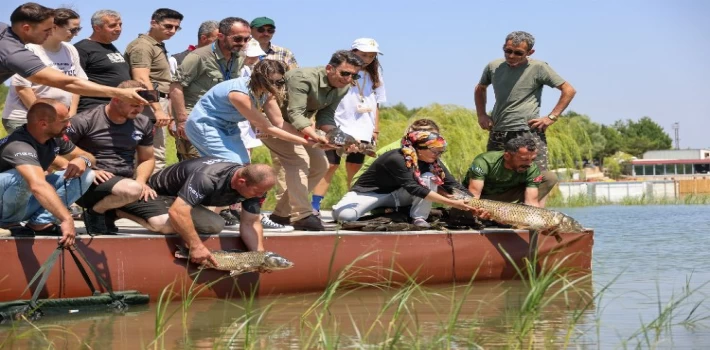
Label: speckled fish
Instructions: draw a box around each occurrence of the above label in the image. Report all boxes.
[317,128,377,157]
[451,189,586,239]
[174,245,294,276]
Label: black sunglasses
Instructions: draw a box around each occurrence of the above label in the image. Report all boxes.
[270,78,286,87]
[67,26,82,35]
[504,48,526,57]
[338,70,361,80]
[256,27,275,34]
[229,35,251,43]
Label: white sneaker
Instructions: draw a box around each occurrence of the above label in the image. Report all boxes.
[261,215,294,232]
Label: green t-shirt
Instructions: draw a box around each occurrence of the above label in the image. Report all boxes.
[479,58,565,132]
[462,151,542,195]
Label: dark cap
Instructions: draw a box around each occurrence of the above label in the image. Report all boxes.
[250,17,275,28]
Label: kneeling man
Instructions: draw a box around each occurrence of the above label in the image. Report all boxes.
[118,157,277,266]
[463,134,556,207]
[0,99,95,245]
[68,80,156,233]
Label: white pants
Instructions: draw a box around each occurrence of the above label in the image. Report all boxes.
[332,172,438,222]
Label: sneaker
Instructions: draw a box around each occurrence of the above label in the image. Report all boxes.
[0,227,11,237]
[105,209,119,234]
[412,218,431,229]
[220,209,239,226]
[260,215,294,232]
[292,215,325,231]
[84,210,109,235]
[70,204,83,221]
[268,213,290,226]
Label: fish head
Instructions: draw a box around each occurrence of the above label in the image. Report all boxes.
[558,215,585,233]
[263,252,295,270]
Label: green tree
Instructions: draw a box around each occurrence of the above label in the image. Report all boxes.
[599,125,623,160]
[614,116,672,157]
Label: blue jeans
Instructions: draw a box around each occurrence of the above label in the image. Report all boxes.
[0,169,95,226]
[185,107,250,163]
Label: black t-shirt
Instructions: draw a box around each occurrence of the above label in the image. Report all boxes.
[351,149,467,198]
[74,39,132,112]
[148,157,263,214]
[0,125,75,172]
[66,105,153,178]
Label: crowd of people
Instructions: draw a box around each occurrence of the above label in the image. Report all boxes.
[0,3,576,265]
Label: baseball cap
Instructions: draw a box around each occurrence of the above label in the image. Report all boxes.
[250,17,275,28]
[245,39,266,57]
[351,38,383,54]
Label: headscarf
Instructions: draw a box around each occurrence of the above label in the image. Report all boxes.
[400,131,447,187]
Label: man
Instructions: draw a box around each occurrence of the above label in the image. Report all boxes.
[0,3,145,104]
[74,9,132,112]
[117,157,277,266]
[0,99,95,245]
[264,50,364,231]
[249,17,298,70]
[168,20,219,76]
[474,31,576,206]
[124,8,183,171]
[169,17,248,161]
[68,80,156,234]
[463,135,555,207]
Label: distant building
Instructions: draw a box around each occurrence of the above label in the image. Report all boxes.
[642,149,710,160]
[632,149,710,177]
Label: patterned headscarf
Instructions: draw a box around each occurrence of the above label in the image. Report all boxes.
[400,131,447,187]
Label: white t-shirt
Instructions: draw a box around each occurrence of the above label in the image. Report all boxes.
[2,42,87,121]
[334,70,387,141]
[235,64,262,150]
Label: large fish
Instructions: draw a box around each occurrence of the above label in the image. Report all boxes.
[317,128,377,157]
[174,245,294,276]
[451,189,586,239]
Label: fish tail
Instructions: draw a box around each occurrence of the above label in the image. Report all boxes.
[174,245,189,259]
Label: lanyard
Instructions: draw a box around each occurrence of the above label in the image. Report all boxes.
[212,42,235,80]
[354,72,368,102]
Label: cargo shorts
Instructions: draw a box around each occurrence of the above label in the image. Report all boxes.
[486,130,550,171]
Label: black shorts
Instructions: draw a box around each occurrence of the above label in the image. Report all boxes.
[75,176,125,209]
[120,195,175,219]
[325,142,369,165]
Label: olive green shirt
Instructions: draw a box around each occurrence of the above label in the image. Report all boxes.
[173,43,243,112]
[462,151,542,195]
[479,58,565,132]
[124,34,172,94]
[282,67,349,130]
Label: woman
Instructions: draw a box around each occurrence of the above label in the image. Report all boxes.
[2,8,86,133]
[332,131,480,228]
[311,38,386,213]
[185,59,312,163]
[236,39,267,157]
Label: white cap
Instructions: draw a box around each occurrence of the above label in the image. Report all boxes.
[351,38,383,55]
[245,39,266,57]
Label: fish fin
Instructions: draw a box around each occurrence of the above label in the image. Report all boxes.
[229,270,241,277]
[174,245,188,259]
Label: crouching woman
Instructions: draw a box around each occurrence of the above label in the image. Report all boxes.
[332,131,481,228]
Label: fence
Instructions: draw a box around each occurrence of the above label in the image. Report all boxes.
[678,179,710,195]
[557,180,678,202]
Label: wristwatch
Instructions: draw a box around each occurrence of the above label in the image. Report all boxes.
[547,114,558,121]
[78,155,92,168]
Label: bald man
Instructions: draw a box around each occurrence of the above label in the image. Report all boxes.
[0,99,95,245]
[116,157,276,265]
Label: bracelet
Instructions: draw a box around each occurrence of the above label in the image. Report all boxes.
[78,155,92,168]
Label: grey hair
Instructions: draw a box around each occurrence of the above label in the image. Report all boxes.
[505,31,535,50]
[91,9,120,27]
[197,20,218,40]
[504,134,537,153]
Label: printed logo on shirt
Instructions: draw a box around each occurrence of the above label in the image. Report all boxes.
[66,126,75,134]
[187,184,204,200]
[132,130,144,141]
[202,158,231,165]
[471,165,485,177]
[14,152,37,158]
[533,175,543,183]
[107,53,125,63]
[62,134,70,142]
[54,147,60,154]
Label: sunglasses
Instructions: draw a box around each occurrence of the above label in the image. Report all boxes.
[338,70,361,80]
[428,148,446,156]
[503,48,526,57]
[67,26,82,35]
[270,78,286,87]
[229,35,251,43]
[256,27,275,34]
[160,23,181,32]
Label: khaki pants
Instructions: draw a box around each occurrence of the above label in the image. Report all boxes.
[482,170,558,203]
[262,137,328,222]
[142,97,170,171]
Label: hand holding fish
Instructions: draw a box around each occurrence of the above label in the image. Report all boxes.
[449,199,492,219]
[189,244,219,267]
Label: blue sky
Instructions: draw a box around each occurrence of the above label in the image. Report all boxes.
[3,0,709,148]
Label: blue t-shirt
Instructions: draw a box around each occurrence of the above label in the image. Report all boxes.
[193,77,266,124]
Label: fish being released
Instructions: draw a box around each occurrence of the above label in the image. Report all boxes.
[174,245,294,276]
[451,189,586,240]
[316,128,377,157]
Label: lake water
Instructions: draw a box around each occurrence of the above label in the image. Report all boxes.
[1,205,709,349]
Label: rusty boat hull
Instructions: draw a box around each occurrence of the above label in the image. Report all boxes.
[0,226,593,302]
